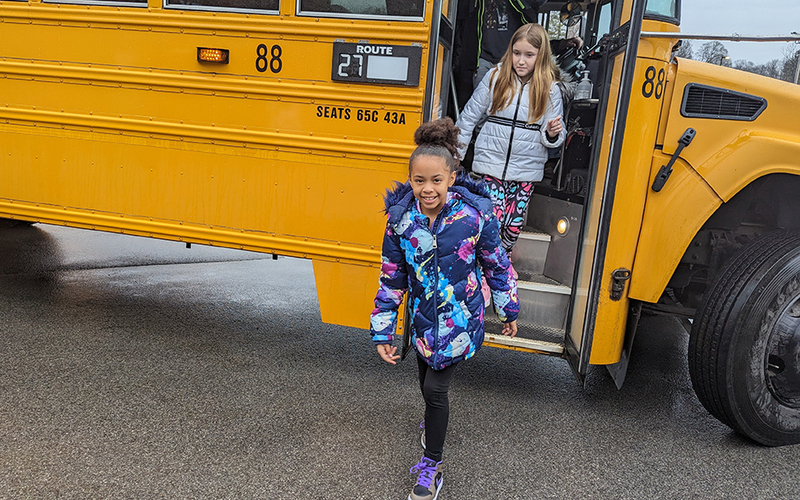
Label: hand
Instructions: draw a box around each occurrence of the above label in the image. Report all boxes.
[377,344,401,365]
[566,37,583,49]
[502,320,517,338]
[546,116,563,138]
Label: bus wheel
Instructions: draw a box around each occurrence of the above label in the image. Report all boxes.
[689,230,800,446]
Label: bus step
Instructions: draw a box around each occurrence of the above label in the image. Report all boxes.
[515,272,571,330]
[484,316,565,354]
[510,229,550,275]
[485,315,566,344]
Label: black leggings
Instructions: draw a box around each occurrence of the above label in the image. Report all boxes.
[417,355,457,463]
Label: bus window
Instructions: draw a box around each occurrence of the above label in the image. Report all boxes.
[166,0,278,12]
[298,0,424,19]
[593,1,612,45]
[645,0,678,20]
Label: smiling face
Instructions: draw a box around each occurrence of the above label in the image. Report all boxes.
[409,154,457,221]
[512,39,539,82]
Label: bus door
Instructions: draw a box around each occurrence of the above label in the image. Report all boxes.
[424,0,457,120]
[482,0,647,384]
[563,0,648,382]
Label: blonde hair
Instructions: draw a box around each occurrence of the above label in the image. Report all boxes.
[489,24,560,123]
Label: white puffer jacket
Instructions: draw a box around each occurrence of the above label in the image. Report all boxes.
[456,67,566,182]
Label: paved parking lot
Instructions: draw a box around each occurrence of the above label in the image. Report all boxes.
[1,225,798,499]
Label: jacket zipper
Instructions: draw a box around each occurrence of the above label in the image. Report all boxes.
[429,208,446,362]
[501,82,525,180]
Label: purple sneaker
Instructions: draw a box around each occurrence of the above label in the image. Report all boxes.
[408,456,443,500]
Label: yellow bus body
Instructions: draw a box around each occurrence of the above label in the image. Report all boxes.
[630,59,800,303]
[0,0,438,328]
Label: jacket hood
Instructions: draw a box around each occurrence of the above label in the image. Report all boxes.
[383,174,494,225]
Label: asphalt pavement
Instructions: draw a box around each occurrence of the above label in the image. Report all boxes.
[0,224,798,499]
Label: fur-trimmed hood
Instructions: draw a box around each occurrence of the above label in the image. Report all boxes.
[383,174,494,225]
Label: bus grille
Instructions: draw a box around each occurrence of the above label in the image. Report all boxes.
[681,83,767,121]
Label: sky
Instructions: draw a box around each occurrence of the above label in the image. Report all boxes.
[679,0,800,64]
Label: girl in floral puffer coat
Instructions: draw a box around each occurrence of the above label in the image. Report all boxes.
[370,118,519,500]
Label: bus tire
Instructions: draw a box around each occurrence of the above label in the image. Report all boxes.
[689,230,800,446]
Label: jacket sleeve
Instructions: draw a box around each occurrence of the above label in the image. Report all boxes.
[370,221,409,345]
[476,214,520,323]
[540,82,567,149]
[455,69,495,160]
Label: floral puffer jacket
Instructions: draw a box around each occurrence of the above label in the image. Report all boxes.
[370,175,520,370]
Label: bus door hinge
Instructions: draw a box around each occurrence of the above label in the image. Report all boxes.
[610,268,631,301]
[603,21,631,54]
[651,128,696,192]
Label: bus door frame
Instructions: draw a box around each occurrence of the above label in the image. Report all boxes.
[563,0,647,383]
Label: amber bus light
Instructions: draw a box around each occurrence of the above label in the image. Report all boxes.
[557,217,570,236]
[197,48,229,64]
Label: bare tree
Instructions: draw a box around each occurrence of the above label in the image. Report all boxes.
[697,41,731,67]
[733,59,758,73]
[674,39,693,60]
[779,45,800,83]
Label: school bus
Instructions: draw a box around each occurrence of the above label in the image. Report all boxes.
[2,0,799,446]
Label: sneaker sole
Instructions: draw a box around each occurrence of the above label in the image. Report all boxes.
[407,477,442,500]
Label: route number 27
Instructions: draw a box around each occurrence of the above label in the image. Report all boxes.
[338,54,363,77]
[642,65,665,99]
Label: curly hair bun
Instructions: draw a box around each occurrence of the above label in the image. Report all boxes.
[412,118,464,166]
[414,117,460,148]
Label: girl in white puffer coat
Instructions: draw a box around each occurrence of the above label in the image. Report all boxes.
[456,23,566,256]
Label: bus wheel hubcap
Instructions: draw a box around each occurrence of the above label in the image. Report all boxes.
[765,297,800,409]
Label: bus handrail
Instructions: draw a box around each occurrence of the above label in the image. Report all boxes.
[641,32,800,43]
